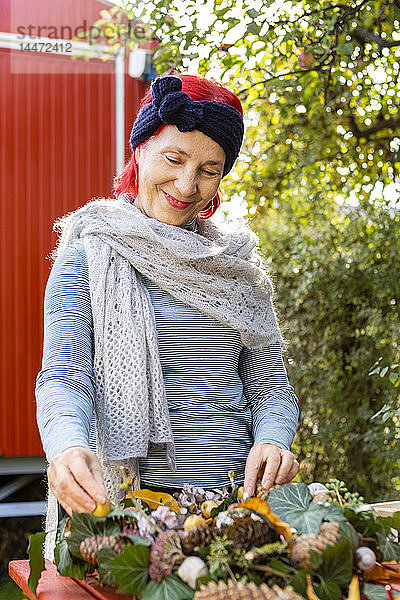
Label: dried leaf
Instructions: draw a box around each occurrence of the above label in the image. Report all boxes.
[129,489,180,514]
[348,574,360,600]
[365,562,400,583]
[306,574,320,600]
[236,497,292,540]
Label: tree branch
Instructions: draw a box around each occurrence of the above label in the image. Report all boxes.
[347,113,400,138]
[351,26,400,48]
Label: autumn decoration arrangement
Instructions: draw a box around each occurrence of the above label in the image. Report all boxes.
[27,473,400,600]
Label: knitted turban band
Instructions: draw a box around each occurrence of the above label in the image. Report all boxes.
[129,75,244,177]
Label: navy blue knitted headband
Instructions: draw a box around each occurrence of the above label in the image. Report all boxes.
[129,75,244,177]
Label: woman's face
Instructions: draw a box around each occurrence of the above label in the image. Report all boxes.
[134,125,225,227]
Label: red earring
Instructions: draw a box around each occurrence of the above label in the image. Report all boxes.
[198,192,221,219]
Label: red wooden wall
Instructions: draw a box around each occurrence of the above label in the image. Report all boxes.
[0,0,147,456]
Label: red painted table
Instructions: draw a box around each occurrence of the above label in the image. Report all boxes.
[9,560,133,600]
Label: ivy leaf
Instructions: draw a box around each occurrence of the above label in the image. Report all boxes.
[318,538,353,587]
[67,512,120,557]
[315,581,342,600]
[108,544,150,596]
[54,515,92,578]
[364,584,400,600]
[27,531,47,595]
[96,547,118,586]
[141,574,194,600]
[309,549,323,570]
[290,568,308,596]
[54,538,90,579]
[376,531,400,561]
[337,521,360,552]
[268,483,327,534]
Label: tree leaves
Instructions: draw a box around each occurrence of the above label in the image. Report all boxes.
[141,574,194,600]
[27,531,46,594]
[108,544,150,596]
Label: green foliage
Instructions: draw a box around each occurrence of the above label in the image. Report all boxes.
[363,584,400,600]
[291,539,353,600]
[54,516,92,579]
[253,202,400,500]
[107,545,150,596]
[267,483,346,534]
[67,512,120,557]
[141,575,194,600]
[95,547,119,586]
[133,0,400,201]
[27,531,46,595]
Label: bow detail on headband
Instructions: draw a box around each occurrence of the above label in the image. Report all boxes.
[152,76,204,131]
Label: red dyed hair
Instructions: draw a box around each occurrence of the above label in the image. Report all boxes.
[113,73,243,219]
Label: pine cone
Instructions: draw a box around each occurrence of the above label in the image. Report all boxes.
[222,517,278,550]
[149,530,184,582]
[272,586,305,600]
[194,581,302,600]
[194,580,275,600]
[79,535,127,565]
[180,526,217,554]
[288,521,341,568]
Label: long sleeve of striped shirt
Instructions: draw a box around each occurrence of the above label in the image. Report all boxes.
[36,237,299,487]
[35,245,95,461]
[239,347,299,451]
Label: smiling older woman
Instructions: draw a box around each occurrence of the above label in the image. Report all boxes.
[36,74,299,556]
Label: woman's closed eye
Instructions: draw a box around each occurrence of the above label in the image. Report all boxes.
[165,156,219,177]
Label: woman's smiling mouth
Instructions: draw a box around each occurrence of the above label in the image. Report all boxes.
[162,191,193,210]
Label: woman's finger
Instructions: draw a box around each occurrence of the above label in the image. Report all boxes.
[87,454,107,497]
[282,459,299,483]
[274,450,295,485]
[260,451,281,490]
[50,463,97,513]
[244,447,264,496]
[71,459,107,505]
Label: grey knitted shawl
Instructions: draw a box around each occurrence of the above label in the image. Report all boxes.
[44,195,283,558]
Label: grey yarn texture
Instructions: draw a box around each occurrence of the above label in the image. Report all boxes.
[44,195,283,558]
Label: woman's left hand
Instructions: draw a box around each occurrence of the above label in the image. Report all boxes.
[244,443,299,496]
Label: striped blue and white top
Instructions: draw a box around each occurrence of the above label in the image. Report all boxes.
[35,219,299,489]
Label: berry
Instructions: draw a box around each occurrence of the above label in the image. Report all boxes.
[92,499,112,517]
[354,546,376,572]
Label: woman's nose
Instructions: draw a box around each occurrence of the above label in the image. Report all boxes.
[174,169,198,197]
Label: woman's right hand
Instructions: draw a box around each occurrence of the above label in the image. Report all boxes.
[47,446,108,515]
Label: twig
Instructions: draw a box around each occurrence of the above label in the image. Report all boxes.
[252,565,291,578]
